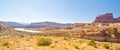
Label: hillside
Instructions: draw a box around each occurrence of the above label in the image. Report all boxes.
[0,21,25,37]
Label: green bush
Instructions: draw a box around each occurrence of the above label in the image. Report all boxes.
[54,41,58,43]
[7,46,10,48]
[63,37,68,40]
[116,47,120,50]
[37,38,52,46]
[73,44,79,49]
[3,42,9,46]
[103,44,110,49]
[64,46,68,49]
[51,45,55,48]
[88,40,97,48]
[79,40,85,44]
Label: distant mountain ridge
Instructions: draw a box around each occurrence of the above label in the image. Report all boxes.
[3,21,73,28]
[4,22,26,28]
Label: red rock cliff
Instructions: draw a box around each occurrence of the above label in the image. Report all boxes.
[93,13,120,23]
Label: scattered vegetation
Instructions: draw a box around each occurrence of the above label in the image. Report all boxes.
[88,40,97,48]
[0,36,120,50]
[116,47,120,50]
[3,42,9,46]
[54,41,58,43]
[2,42,10,48]
[79,40,85,44]
[51,45,55,48]
[37,37,52,46]
[63,37,68,40]
[64,46,68,49]
[80,43,87,50]
[6,46,10,48]
[103,44,110,49]
[73,44,79,49]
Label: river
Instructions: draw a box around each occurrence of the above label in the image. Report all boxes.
[14,28,43,33]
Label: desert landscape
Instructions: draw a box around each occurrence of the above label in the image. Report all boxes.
[0,0,120,50]
[0,36,120,50]
[1,13,120,50]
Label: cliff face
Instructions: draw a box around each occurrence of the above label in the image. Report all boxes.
[93,13,120,23]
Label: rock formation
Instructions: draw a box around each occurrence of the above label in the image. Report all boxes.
[93,13,120,24]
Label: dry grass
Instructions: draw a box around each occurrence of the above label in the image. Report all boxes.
[0,36,120,50]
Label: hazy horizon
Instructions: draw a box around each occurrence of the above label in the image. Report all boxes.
[0,0,120,23]
[2,21,85,24]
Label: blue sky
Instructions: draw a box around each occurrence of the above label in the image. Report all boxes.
[0,0,120,23]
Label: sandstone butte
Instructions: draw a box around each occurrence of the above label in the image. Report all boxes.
[93,13,120,24]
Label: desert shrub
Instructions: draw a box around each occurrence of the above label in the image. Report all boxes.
[73,44,79,49]
[81,44,87,50]
[63,37,68,40]
[54,41,58,43]
[103,44,110,49]
[116,47,120,50]
[51,45,55,48]
[88,40,97,47]
[26,38,30,41]
[64,46,68,49]
[6,46,10,48]
[3,42,9,46]
[79,40,85,44]
[69,42,71,45]
[37,38,52,46]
